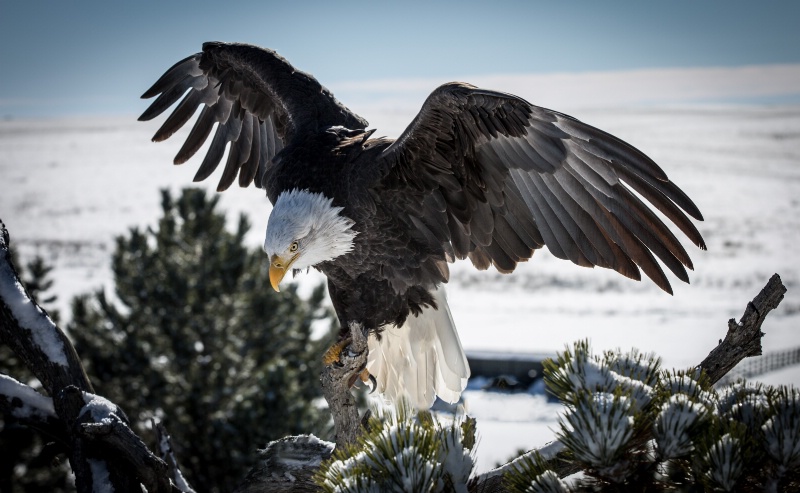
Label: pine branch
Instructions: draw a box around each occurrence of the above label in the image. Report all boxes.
[469,273,787,492]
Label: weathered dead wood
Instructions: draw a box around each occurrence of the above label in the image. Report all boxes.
[0,219,101,492]
[233,323,369,493]
[698,273,786,383]
[319,321,369,450]
[234,435,334,493]
[0,373,67,445]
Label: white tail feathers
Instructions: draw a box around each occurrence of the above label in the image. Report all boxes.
[366,285,470,409]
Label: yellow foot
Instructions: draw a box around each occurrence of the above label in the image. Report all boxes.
[323,338,376,391]
[323,338,352,366]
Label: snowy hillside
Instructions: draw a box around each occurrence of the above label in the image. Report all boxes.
[1,105,799,471]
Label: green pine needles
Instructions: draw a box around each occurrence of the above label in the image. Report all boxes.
[507,340,800,492]
[315,402,477,492]
[315,340,800,492]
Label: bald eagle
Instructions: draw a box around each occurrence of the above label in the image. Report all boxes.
[140,42,705,408]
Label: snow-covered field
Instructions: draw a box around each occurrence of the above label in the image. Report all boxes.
[1,104,799,472]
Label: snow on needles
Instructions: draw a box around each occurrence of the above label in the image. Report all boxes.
[318,402,475,493]
[654,394,708,459]
[762,387,800,471]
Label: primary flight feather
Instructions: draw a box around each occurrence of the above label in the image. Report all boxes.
[140,42,705,408]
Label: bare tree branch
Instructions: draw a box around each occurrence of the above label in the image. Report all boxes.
[0,224,93,397]
[0,219,102,492]
[232,322,368,493]
[0,373,67,445]
[698,273,786,383]
[320,321,369,450]
[79,410,172,493]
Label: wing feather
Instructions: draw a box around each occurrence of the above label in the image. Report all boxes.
[237,115,262,188]
[175,105,216,165]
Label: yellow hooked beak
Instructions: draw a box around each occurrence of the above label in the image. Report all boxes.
[269,254,295,292]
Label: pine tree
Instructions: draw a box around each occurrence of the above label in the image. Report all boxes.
[68,188,335,492]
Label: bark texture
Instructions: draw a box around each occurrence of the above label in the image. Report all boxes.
[320,321,369,450]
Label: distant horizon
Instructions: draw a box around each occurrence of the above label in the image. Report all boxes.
[2,1,799,118]
[2,62,799,123]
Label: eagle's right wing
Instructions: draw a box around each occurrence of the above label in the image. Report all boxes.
[378,83,705,294]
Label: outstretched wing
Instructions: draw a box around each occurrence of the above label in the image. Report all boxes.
[139,42,368,192]
[378,83,705,293]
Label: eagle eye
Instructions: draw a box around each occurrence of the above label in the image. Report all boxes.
[289,241,299,253]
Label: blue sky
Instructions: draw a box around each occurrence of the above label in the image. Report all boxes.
[1,1,799,117]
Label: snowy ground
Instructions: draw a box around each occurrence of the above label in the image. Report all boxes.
[1,104,799,472]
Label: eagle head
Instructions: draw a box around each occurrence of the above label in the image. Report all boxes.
[264,189,357,291]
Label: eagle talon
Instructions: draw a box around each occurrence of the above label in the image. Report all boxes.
[347,368,375,390]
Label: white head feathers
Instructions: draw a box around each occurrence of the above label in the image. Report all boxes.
[264,189,357,269]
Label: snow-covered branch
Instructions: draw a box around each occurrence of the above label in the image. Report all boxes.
[0,373,66,444]
[155,421,198,493]
[0,219,190,493]
[76,389,173,493]
[0,221,93,398]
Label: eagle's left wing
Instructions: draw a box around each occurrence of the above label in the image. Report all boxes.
[377,83,705,293]
[139,42,368,193]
